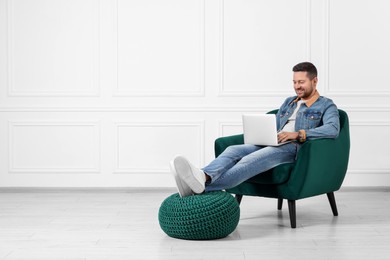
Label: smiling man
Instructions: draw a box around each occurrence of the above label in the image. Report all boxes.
[171,62,340,197]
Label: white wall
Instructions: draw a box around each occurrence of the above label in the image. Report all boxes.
[0,0,389,188]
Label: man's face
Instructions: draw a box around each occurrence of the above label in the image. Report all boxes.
[293,71,317,100]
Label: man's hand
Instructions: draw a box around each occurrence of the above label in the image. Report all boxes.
[277,131,299,143]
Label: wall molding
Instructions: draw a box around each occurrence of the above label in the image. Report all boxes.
[348,121,390,175]
[218,121,241,137]
[6,0,101,97]
[218,0,312,97]
[1,106,390,113]
[350,121,390,127]
[0,106,271,113]
[323,0,390,97]
[113,0,205,97]
[113,121,205,174]
[348,169,390,175]
[8,121,101,173]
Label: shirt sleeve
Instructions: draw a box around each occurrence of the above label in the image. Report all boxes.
[303,101,340,140]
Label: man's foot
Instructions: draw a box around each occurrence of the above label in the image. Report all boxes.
[173,155,205,194]
[170,160,193,197]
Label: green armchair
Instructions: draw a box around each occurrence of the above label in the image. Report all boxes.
[215,109,350,228]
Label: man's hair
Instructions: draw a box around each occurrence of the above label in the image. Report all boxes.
[292,62,317,80]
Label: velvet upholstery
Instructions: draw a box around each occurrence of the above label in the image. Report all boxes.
[214,109,350,227]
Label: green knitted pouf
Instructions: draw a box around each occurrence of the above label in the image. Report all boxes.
[158,191,240,240]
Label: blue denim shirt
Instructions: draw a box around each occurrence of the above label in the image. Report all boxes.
[276,91,340,140]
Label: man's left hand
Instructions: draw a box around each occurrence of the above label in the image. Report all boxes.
[277,132,299,143]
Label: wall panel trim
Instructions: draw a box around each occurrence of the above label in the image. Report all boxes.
[347,121,390,175]
[2,106,390,113]
[8,121,101,173]
[6,0,101,97]
[323,0,390,97]
[113,0,205,97]
[218,0,312,97]
[113,121,205,174]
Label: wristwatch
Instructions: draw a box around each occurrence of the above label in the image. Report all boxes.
[297,130,306,142]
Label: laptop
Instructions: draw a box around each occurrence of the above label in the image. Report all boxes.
[242,114,291,146]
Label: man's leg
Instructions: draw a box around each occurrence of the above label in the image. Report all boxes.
[202,144,263,182]
[172,144,261,195]
[205,142,298,192]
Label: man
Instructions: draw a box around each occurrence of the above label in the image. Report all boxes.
[170,62,340,197]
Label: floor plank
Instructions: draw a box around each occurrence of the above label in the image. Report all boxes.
[0,188,389,260]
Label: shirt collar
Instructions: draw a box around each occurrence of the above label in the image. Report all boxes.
[291,90,320,108]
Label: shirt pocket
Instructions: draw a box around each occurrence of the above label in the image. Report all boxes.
[304,111,322,129]
[278,110,290,119]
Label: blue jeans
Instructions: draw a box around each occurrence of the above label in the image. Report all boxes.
[203,142,300,192]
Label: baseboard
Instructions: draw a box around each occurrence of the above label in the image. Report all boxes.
[0,186,389,193]
[339,186,390,192]
[0,187,177,193]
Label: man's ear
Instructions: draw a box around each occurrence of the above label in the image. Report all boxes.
[312,76,318,85]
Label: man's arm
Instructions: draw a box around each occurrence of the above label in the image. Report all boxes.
[300,102,340,141]
[277,100,340,143]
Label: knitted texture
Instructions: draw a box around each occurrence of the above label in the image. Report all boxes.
[158,191,240,240]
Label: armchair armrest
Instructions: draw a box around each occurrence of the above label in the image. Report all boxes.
[214,134,244,158]
[286,137,350,199]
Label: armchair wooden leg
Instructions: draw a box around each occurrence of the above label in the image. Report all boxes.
[277,198,283,210]
[235,194,243,205]
[287,200,297,228]
[327,192,338,216]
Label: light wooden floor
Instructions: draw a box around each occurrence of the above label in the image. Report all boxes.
[0,188,389,260]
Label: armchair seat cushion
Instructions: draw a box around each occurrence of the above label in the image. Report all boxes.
[246,163,295,185]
